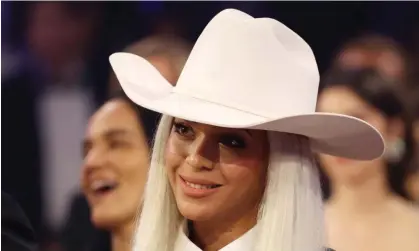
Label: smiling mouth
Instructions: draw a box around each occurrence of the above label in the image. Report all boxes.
[181,177,222,190]
[91,180,119,195]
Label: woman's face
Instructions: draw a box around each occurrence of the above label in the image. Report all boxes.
[82,99,150,228]
[165,118,269,222]
[317,86,397,184]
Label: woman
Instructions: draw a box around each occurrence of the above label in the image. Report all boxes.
[317,67,419,251]
[62,32,190,251]
[110,9,384,251]
[80,91,160,251]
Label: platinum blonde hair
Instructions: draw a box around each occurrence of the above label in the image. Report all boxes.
[133,115,325,251]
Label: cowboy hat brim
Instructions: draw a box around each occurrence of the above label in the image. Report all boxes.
[110,52,384,160]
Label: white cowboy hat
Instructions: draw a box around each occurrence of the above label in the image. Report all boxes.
[109,9,385,160]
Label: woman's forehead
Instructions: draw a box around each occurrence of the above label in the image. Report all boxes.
[87,100,140,136]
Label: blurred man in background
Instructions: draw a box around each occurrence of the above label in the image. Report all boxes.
[333,34,409,82]
[2,3,106,244]
[108,33,192,93]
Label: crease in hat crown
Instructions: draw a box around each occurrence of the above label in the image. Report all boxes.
[171,8,320,119]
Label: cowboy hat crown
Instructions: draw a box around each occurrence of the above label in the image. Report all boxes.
[174,9,319,118]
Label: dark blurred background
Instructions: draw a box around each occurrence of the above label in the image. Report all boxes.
[2,1,419,250]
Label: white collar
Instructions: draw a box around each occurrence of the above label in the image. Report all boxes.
[174,221,257,251]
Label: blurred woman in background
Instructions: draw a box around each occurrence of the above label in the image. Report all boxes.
[317,67,419,251]
[79,91,160,251]
[332,33,419,160]
[61,33,190,251]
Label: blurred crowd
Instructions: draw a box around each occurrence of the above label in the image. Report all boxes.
[1,2,419,251]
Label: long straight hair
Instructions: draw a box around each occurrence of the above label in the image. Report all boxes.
[133,115,325,251]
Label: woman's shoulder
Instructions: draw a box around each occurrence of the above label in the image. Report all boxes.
[391,198,419,247]
[393,196,419,221]
[403,204,419,230]
[398,208,419,251]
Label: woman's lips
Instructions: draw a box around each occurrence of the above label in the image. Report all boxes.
[179,175,222,198]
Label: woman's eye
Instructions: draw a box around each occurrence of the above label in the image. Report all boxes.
[173,122,194,137]
[220,135,246,149]
[109,140,129,149]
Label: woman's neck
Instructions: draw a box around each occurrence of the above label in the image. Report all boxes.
[111,221,135,251]
[328,166,396,215]
[190,207,258,251]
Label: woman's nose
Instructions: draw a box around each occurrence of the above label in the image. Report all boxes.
[186,136,217,170]
[83,146,107,172]
[186,154,215,171]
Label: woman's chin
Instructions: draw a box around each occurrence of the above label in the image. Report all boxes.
[178,202,215,221]
[91,215,114,230]
[90,208,127,230]
[182,213,212,222]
